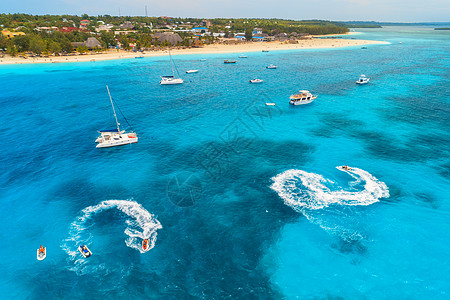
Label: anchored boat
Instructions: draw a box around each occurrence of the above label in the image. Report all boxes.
[289,90,317,105]
[95,86,138,148]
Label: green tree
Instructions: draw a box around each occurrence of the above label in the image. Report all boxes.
[29,35,45,54]
[47,40,61,54]
[100,31,116,47]
[244,29,252,41]
[13,34,30,52]
[76,45,88,54]
[7,45,18,57]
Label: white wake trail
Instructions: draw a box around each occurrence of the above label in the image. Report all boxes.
[270,166,389,211]
[62,199,162,274]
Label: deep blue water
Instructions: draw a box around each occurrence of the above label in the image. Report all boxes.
[0,27,449,299]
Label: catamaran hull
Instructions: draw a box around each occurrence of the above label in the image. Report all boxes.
[96,138,138,148]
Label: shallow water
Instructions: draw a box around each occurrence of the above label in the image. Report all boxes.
[0,26,449,299]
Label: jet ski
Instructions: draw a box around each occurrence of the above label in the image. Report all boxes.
[37,246,46,261]
[78,245,92,258]
[339,165,353,171]
[142,239,150,252]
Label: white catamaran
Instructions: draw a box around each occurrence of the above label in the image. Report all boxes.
[160,50,183,85]
[95,85,138,148]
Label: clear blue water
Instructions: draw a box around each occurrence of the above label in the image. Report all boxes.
[0,26,449,299]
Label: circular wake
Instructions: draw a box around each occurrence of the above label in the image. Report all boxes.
[270,166,389,211]
[62,199,162,274]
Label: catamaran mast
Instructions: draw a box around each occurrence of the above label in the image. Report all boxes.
[169,50,175,77]
[106,85,120,132]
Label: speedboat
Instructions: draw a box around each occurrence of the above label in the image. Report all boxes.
[186,70,198,74]
[266,64,277,69]
[96,86,138,148]
[250,78,263,84]
[265,103,276,106]
[356,74,370,84]
[289,90,317,105]
[37,246,46,261]
[78,245,92,258]
[224,60,236,64]
[262,50,269,52]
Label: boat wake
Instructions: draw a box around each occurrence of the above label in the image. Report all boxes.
[270,166,389,244]
[271,166,389,211]
[62,199,162,274]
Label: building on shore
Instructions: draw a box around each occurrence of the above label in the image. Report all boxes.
[1,30,26,38]
[72,37,102,49]
[153,32,183,46]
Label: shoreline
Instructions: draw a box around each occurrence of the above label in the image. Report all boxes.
[0,38,388,65]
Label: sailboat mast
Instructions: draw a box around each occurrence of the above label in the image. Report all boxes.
[169,50,175,77]
[106,85,120,132]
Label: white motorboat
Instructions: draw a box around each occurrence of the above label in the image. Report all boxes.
[265,103,276,106]
[356,74,370,84]
[160,50,183,85]
[95,86,138,148]
[250,78,263,84]
[238,55,248,58]
[224,60,237,64]
[186,70,199,74]
[289,90,317,105]
[266,64,277,69]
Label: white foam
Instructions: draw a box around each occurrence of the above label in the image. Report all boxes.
[62,199,162,273]
[270,166,389,211]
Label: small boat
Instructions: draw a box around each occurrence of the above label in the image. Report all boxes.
[224,60,236,64]
[238,55,248,58]
[262,50,269,52]
[266,64,277,69]
[265,103,276,106]
[95,86,138,148]
[78,245,92,258]
[250,78,263,84]
[356,74,370,84]
[135,55,144,59]
[37,246,46,261]
[200,59,206,61]
[142,239,150,252]
[361,47,367,49]
[289,90,317,105]
[186,70,198,74]
[160,50,183,85]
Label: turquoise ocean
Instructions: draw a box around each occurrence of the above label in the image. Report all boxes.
[0,26,449,299]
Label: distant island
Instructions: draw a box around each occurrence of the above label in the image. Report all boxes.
[434,28,450,30]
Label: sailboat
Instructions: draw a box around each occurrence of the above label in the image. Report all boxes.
[95,85,138,148]
[160,50,183,85]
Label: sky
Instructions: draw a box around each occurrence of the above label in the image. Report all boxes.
[2,0,450,23]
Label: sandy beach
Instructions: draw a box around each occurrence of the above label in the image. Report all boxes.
[0,37,388,65]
